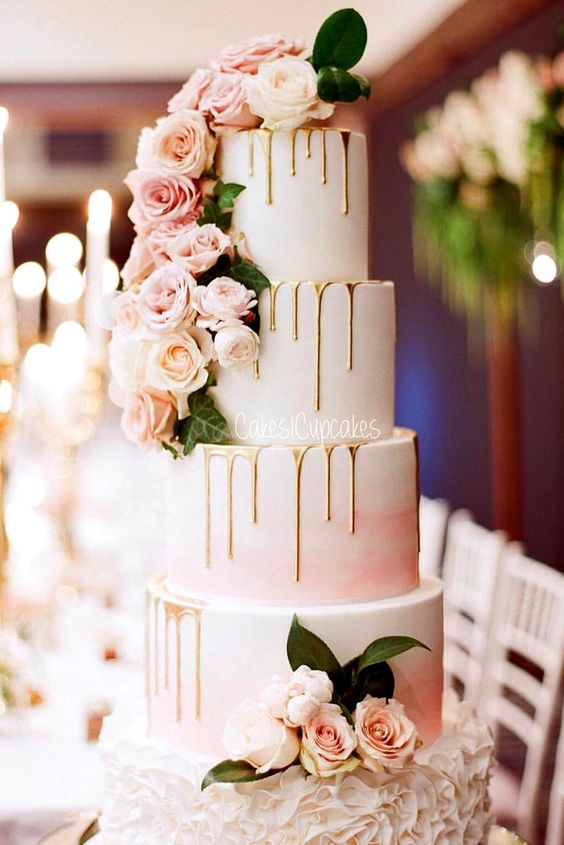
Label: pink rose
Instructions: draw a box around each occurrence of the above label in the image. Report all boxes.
[194,278,256,328]
[125,169,202,227]
[200,71,260,131]
[137,111,216,179]
[212,34,304,75]
[167,68,215,112]
[111,291,141,332]
[143,218,201,264]
[137,263,196,334]
[354,697,420,772]
[120,386,175,451]
[300,703,358,777]
[121,236,156,288]
[169,224,233,278]
[222,700,300,774]
[214,322,259,369]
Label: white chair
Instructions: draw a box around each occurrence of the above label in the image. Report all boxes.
[546,705,564,845]
[442,510,506,704]
[419,495,449,578]
[482,547,564,844]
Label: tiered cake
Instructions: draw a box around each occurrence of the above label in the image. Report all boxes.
[101,18,493,845]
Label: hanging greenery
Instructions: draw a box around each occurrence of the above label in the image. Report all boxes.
[402,50,564,331]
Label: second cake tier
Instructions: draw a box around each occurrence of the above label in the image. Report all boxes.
[166,428,419,604]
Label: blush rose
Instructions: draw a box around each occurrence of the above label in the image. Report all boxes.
[125,169,202,227]
[120,386,175,451]
[193,277,256,327]
[136,263,196,334]
[354,697,420,772]
[199,71,260,132]
[214,322,259,369]
[169,225,234,278]
[300,703,358,777]
[167,68,215,113]
[212,33,304,75]
[136,111,216,179]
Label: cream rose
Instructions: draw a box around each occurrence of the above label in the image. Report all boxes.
[289,665,333,704]
[169,225,234,278]
[212,34,304,74]
[222,700,300,774]
[354,697,420,772]
[145,327,213,400]
[125,169,201,227]
[214,322,259,369]
[199,71,260,132]
[120,386,175,451]
[121,236,156,288]
[137,263,196,334]
[108,330,149,396]
[285,694,320,728]
[244,57,335,131]
[167,68,215,112]
[300,703,358,777]
[111,291,141,333]
[194,277,256,328]
[137,111,216,179]
[259,678,290,720]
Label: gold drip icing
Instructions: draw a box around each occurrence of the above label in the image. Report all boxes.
[248,127,351,213]
[339,130,351,214]
[253,359,260,380]
[291,446,309,582]
[347,445,360,533]
[147,577,204,724]
[203,446,261,566]
[264,280,364,409]
[312,282,329,411]
[324,445,335,521]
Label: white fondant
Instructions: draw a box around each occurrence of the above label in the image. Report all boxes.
[147,578,444,756]
[99,695,493,845]
[218,129,368,282]
[166,429,418,604]
[213,280,395,445]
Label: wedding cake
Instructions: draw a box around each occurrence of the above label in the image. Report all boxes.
[100,11,493,844]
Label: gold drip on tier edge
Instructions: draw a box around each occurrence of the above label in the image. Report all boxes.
[248,127,351,212]
[146,575,204,727]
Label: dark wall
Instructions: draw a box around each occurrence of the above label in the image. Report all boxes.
[371,3,564,570]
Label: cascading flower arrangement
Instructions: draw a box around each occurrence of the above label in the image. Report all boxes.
[108,9,370,457]
[202,615,428,788]
[402,50,564,329]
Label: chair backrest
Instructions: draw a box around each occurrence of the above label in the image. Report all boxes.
[419,495,450,578]
[482,547,564,843]
[442,510,506,704]
[546,705,564,845]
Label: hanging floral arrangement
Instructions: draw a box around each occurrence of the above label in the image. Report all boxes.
[401,50,564,330]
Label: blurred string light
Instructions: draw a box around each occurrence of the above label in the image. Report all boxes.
[24,343,53,383]
[47,265,85,304]
[0,199,19,232]
[103,258,120,293]
[88,189,112,233]
[45,232,83,268]
[529,241,559,285]
[52,320,86,355]
[12,261,47,299]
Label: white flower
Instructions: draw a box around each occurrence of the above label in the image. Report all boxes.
[285,693,320,728]
[259,677,289,720]
[222,699,300,774]
[137,110,216,179]
[244,57,335,131]
[214,322,259,370]
[108,329,149,396]
[290,665,333,704]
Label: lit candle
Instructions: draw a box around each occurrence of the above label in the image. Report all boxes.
[0,200,20,365]
[12,261,46,348]
[0,107,8,205]
[45,232,84,335]
[85,190,112,363]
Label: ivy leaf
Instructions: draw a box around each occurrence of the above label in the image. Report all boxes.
[201,759,279,791]
[351,72,371,99]
[357,636,430,675]
[214,180,246,209]
[287,615,343,678]
[229,254,271,294]
[177,391,230,456]
[318,66,362,104]
[312,8,368,72]
[197,197,232,232]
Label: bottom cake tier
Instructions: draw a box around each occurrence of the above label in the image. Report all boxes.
[99,692,493,845]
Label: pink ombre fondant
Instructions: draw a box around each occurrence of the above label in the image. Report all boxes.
[147,578,444,757]
[166,429,419,604]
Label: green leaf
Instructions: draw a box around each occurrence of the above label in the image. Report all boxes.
[229,255,271,294]
[197,253,233,286]
[188,391,230,445]
[312,8,368,71]
[201,759,278,791]
[351,72,371,99]
[287,615,342,677]
[318,66,361,104]
[355,661,395,702]
[197,197,232,232]
[357,636,430,674]
[214,180,246,209]
[201,168,219,180]
[161,440,180,459]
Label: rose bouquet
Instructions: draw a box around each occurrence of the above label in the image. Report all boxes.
[109,10,371,457]
[402,49,564,330]
[202,615,428,789]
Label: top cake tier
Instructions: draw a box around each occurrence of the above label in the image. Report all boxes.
[218,128,368,282]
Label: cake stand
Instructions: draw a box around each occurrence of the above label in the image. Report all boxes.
[37,816,532,844]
